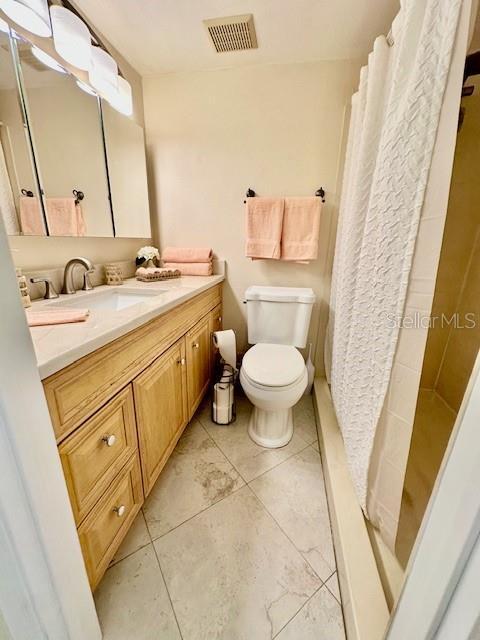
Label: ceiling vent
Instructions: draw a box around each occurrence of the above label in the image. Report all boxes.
[204,14,257,53]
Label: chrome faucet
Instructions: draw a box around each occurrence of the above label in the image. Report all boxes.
[62,257,95,294]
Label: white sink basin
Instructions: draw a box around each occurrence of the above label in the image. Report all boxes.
[51,287,168,312]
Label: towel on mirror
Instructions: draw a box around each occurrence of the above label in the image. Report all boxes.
[26,308,89,327]
[163,262,213,276]
[162,247,213,263]
[245,197,284,259]
[281,197,321,262]
[46,198,86,236]
[19,196,45,236]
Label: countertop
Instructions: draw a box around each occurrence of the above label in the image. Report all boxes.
[29,275,224,380]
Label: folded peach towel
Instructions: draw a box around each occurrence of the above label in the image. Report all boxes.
[281,197,322,261]
[19,196,45,235]
[162,247,213,263]
[245,197,284,259]
[26,308,90,327]
[46,198,86,236]
[163,262,213,276]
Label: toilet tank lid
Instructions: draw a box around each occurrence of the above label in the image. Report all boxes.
[245,285,315,304]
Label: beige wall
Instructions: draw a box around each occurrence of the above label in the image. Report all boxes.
[420,80,480,412]
[143,60,359,357]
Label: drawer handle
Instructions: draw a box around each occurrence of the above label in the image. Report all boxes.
[102,434,116,447]
[113,505,126,517]
[177,357,186,366]
[192,342,200,349]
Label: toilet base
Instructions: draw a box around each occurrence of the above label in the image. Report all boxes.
[248,406,293,448]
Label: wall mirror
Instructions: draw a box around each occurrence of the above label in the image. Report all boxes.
[0,30,46,235]
[16,33,114,237]
[101,101,151,238]
[0,29,151,239]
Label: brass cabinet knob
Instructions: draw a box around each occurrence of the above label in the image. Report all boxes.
[192,342,200,349]
[102,434,116,447]
[177,357,186,365]
[113,505,126,517]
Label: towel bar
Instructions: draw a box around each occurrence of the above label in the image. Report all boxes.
[243,187,325,203]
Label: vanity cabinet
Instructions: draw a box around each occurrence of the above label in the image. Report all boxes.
[186,316,212,419]
[43,284,222,589]
[134,338,188,496]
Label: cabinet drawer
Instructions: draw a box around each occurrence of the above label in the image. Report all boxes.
[78,453,143,590]
[59,387,138,525]
[44,284,222,442]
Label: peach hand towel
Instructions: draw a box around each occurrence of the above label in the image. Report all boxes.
[281,197,322,261]
[46,197,83,236]
[19,196,45,235]
[163,262,213,276]
[245,197,284,259]
[162,247,212,263]
[26,308,90,327]
[75,203,87,236]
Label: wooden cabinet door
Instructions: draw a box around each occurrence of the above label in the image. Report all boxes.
[133,338,188,496]
[209,303,223,371]
[186,316,211,418]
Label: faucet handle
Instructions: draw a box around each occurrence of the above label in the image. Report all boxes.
[82,268,94,291]
[30,277,59,300]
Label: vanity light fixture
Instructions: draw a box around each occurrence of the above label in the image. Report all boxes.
[89,46,117,97]
[50,5,91,70]
[107,75,133,116]
[31,45,67,74]
[76,78,96,97]
[0,0,51,36]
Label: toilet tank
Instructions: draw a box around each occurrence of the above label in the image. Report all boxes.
[245,286,315,348]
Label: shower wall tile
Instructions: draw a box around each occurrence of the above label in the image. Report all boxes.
[388,363,422,424]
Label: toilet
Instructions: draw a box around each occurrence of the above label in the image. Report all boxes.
[240,286,315,448]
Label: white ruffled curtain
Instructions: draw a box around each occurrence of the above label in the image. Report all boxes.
[326,0,462,514]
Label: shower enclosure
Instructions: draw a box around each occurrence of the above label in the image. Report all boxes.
[397,73,480,567]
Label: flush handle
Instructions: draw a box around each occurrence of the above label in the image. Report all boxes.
[113,505,126,517]
[102,434,116,447]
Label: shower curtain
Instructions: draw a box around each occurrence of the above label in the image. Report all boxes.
[326,0,463,516]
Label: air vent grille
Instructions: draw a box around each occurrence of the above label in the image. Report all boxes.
[204,14,257,53]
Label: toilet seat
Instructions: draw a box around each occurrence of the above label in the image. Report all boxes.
[241,343,305,388]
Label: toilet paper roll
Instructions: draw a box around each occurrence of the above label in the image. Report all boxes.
[213,329,237,370]
[213,401,232,425]
[214,382,231,408]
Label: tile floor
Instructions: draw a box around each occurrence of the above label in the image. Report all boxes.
[95,394,345,639]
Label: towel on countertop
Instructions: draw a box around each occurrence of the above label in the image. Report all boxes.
[19,196,45,235]
[281,197,322,261]
[46,198,86,237]
[26,308,90,327]
[163,262,213,276]
[162,247,213,263]
[245,197,284,260]
[136,267,181,281]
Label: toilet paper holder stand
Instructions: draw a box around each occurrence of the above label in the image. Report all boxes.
[211,361,237,426]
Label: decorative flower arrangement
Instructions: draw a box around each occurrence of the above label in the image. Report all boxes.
[136,245,160,267]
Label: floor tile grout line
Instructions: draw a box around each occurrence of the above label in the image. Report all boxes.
[324,571,342,605]
[248,479,335,585]
[151,538,185,640]
[243,441,316,486]
[196,410,316,486]
[271,583,325,639]
[108,540,152,569]
[148,483,247,543]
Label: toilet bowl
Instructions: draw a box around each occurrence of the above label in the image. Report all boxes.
[240,343,308,448]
